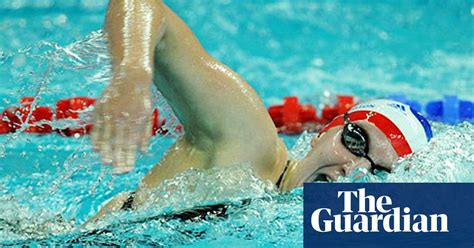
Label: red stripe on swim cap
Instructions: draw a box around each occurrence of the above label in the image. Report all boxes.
[320,115,344,133]
[319,111,412,157]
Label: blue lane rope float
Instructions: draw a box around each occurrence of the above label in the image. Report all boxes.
[425,96,473,125]
[388,95,473,125]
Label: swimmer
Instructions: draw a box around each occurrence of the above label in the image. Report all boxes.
[88,0,432,222]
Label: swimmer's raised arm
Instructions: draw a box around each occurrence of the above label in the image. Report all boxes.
[89,1,287,220]
[93,0,285,178]
[92,0,166,172]
[131,4,288,199]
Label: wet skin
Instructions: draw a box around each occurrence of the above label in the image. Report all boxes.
[280,121,398,192]
[89,0,398,222]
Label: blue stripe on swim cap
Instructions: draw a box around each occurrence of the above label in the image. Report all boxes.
[410,107,433,141]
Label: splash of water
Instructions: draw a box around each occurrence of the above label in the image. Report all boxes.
[0,30,184,243]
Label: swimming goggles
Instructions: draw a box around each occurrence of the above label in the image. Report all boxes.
[341,113,390,174]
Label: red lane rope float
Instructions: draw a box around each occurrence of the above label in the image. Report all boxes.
[1,95,355,136]
[56,97,95,136]
[0,96,171,137]
[269,95,356,135]
[0,120,11,134]
[2,94,470,136]
[2,97,53,134]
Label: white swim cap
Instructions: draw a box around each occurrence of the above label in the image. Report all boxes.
[320,99,432,158]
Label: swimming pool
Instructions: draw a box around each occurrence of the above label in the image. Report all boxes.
[0,0,473,246]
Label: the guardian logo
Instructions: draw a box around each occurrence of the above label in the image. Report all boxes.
[311,188,449,233]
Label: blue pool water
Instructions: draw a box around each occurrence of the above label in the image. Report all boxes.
[0,0,473,246]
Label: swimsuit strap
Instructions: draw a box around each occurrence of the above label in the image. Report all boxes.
[275,160,291,189]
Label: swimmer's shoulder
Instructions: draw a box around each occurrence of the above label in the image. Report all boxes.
[267,138,288,183]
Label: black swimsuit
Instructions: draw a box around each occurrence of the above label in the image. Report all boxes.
[275,160,291,189]
[120,191,249,221]
[120,161,291,218]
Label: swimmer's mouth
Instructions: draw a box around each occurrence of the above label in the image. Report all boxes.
[313,174,330,182]
[308,164,338,183]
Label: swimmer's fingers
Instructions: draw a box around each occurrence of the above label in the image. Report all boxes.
[97,103,114,165]
[90,96,114,165]
[140,116,153,153]
[124,143,138,172]
[112,122,132,173]
[120,115,150,169]
[100,116,114,165]
[90,104,103,151]
[91,103,105,152]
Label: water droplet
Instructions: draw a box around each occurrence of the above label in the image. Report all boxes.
[54,14,68,26]
[311,58,324,67]
[12,54,26,68]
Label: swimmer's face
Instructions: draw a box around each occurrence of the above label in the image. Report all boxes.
[280,120,398,191]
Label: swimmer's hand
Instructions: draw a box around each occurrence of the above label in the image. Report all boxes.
[91,72,153,173]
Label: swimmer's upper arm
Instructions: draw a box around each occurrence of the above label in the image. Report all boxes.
[104,2,282,184]
[148,5,282,180]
